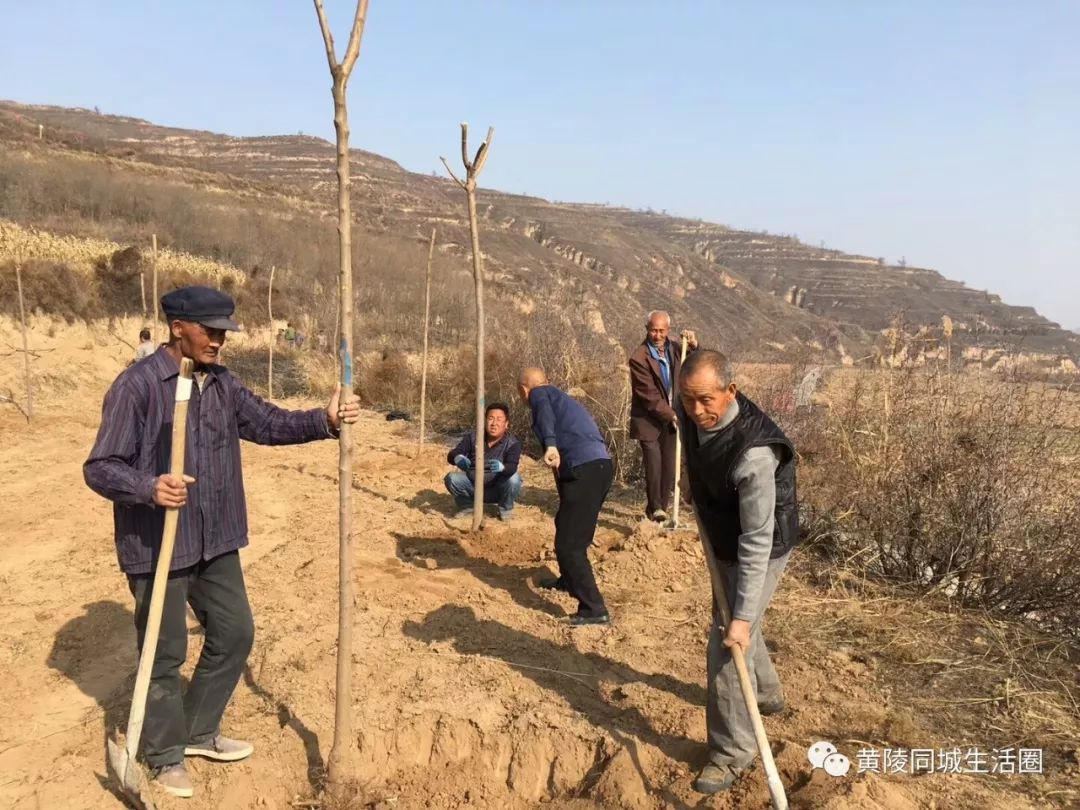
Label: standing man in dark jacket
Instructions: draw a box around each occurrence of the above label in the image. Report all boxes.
[444,401,524,521]
[83,286,360,799]
[628,310,698,521]
[518,368,613,626]
[677,349,799,795]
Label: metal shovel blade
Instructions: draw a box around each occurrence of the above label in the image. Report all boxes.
[107,731,158,810]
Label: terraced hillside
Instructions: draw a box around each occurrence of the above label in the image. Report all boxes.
[1,100,1075,371]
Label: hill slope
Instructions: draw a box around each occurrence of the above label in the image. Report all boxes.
[1,99,1077,372]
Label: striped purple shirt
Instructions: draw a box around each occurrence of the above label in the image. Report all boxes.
[84,347,335,574]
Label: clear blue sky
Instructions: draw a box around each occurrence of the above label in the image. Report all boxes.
[3,1,1077,329]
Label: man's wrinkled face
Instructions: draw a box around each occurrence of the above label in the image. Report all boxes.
[647,315,670,348]
[172,320,227,366]
[679,367,737,429]
[485,408,509,442]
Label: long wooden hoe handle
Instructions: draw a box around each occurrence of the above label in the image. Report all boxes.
[671,333,689,526]
[697,517,789,810]
[123,358,195,764]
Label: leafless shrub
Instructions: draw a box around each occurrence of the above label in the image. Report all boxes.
[94,246,144,316]
[226,345,308,399]
[0,259,95,322]
[796,361,1080,635]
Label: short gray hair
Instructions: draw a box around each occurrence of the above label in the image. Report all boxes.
[646,310,671,326]
[681,349,732,388]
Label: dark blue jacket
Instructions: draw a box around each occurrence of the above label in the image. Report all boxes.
[527,385,610,479]
[447,430,522,486]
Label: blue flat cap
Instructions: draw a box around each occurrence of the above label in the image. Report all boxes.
[161,285,241,331]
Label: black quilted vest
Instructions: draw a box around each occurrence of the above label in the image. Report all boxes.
[681,392,800,562]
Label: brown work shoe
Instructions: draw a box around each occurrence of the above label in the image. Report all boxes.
[151,762,194,798]
[758,696,787,716]
[184,735,253,762]
[693,762,739,794]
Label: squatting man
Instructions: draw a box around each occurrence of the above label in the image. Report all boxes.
[444,401,524,521]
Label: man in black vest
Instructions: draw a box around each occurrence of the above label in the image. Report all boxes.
[678,350,800,794]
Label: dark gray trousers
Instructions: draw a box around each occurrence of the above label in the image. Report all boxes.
[127,550,254,768]
[706,552,789,769]
[639,427,676,515]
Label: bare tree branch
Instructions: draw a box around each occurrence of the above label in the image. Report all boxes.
[339,0,370,77]
[440,156,466,188]
[460,122,471,170]
[312,0,340,70]
[0,391,29,422]
[108,329,136,351]
[472,127,495,178]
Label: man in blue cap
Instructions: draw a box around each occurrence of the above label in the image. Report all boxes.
[84,285,360,799]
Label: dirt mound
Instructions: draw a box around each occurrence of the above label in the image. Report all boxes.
[355,701,608,804]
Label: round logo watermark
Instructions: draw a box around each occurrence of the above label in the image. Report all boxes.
[808,740,851,778]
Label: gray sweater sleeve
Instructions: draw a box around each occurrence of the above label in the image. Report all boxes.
[731,445,781,621]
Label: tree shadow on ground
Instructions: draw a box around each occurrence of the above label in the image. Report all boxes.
[47,600,141,805]
[241,666,323,790]
[48,599,324,798]
[403,604,705,772]
[397,557,708,712]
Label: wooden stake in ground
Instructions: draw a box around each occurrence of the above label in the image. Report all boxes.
[417,228,436,457]
[151,234,159,342]
[140,271,147,321]
[267,265,276,399]
[441,124,494,532]
[312,0,370,787]
[15,263,33,421]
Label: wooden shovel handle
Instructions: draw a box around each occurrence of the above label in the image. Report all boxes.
[671,334,689,525]
[123,358,194,762]
[697,515,789,810]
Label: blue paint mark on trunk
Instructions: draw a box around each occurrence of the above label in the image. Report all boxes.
[340,338,353,387]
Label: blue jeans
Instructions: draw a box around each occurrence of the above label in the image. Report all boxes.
[444,470,523,512]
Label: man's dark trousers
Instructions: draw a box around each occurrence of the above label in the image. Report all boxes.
[554,458,613,617]
[127,550,254,768]
[639,425,676,515]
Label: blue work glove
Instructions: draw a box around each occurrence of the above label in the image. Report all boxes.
[453,455,472,471]
[484,459,505,474]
